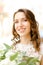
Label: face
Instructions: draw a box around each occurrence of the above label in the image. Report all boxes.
[14,12,30,37]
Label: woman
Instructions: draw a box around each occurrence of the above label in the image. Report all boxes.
[12,8,43,65]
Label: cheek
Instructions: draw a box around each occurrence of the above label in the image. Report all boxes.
[26,22,30,28]
[26,24,30,32]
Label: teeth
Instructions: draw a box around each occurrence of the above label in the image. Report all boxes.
[18,28,25,32]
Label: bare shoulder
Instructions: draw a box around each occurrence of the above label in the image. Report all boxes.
[40,55,43,65]
[39,42,43,65]
[40,42,43,55]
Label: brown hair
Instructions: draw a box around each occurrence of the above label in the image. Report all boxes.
[12,8,41,51]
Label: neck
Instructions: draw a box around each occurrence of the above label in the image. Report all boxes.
[20,35,31,44]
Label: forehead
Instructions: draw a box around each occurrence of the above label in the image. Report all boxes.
[15,12,26,19]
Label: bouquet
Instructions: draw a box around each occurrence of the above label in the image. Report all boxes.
[0,43,40,65]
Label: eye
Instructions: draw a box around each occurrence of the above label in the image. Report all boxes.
[23,19,27,22]
[24,19,27,21]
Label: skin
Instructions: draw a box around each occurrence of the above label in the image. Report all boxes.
[14,12,31,44]
[40,56,43,65]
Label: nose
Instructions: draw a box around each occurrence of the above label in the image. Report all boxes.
[19,21,23,26]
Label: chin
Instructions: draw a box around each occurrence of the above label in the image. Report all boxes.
[19,33,26,37]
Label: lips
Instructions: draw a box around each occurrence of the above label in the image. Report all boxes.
[18,28,25,32]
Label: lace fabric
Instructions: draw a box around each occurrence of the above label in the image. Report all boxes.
[15,43,41,59]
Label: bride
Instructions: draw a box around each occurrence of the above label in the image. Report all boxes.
[12,8,43,65]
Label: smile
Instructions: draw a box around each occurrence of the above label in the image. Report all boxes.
[18,28,25,32]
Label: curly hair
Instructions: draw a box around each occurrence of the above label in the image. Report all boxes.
[12,8,41,51]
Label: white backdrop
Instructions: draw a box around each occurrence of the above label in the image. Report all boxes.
[3,0,43,26]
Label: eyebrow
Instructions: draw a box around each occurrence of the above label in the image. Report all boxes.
[14,17,27,20]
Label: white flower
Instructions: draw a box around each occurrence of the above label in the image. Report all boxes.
[0,58,17,65]
[5,49,14,58]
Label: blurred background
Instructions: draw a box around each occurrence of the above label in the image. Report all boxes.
[0,0,43,46]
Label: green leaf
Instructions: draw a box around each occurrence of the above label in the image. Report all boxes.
[27,57,34,63]
[4,43,11,50]
[0,43,12,61]
[27,57,40,65]
[0,55,6,61]
[28,62,36,65]
[22,56,28,61]
[10,52,18,61]
[18,62,26,65]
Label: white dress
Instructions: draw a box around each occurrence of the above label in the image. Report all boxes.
[14,42,43,65]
